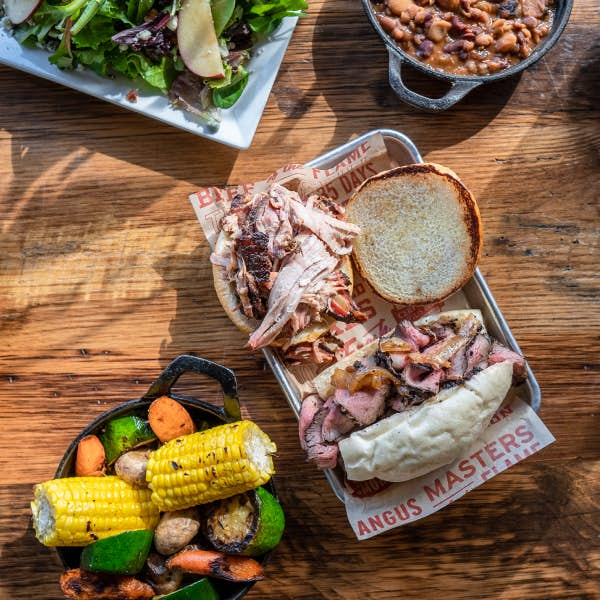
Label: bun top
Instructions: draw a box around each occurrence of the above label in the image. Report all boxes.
[345,163,482,305]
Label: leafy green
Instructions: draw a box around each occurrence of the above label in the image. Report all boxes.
[71,15,115,49]
[211,0,236,37]
[242,0,307,33]
[10,0,303,115]
[212,67,248,108]
[127,0,154,23]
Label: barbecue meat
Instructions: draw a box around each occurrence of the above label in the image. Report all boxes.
[247,234,339,349]
[289,197,360,255]
[332,384,390,427]
[300,395,339,469]
[300,312,528,471]
[321,399,356,442]
[488,341,527,383]
[214,184,365,356]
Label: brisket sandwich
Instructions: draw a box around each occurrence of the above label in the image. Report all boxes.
[299,310,527,481]
[210,184,367,363]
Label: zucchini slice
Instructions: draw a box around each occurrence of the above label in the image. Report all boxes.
[80,530,153,575]
[99,415,156,464]
[203,487,284,556]
[158,578,218,600]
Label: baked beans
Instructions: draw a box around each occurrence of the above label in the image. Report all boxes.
[373,0,555,76]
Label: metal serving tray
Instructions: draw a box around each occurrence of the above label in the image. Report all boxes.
[263,129,541,502]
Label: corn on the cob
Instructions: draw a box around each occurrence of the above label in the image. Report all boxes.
[31,476,159,547]
[146,421,276,511]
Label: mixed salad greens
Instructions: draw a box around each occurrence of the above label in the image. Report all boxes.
[3,0,307,127]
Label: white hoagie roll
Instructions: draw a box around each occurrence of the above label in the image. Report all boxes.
[338,361,512,482]
[313,310,513,482]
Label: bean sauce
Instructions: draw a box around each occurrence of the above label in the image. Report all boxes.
[373,0,555,76]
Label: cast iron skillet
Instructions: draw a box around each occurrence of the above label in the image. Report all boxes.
[54,354,271,600]
[362,0,573,110]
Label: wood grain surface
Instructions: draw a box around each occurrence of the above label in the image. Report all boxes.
[1,0,598,598]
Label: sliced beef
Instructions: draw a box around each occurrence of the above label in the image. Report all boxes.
[422,322,456,343]
[321,399,356,442]
[389,385,429,412]
[300,396,339,469]
[396,320,431,351]
[299,394,322,451]
[247,234,338,349]
[332,384,390,427]
[445,346,468,381]
[488,341,527,383]
[464,333,491,376]
[403,364,443,394]
[390,352,410,371]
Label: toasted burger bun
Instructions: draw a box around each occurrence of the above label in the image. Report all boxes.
[345,163,482,306]
[314,310,512,482]
[212,230,354,347]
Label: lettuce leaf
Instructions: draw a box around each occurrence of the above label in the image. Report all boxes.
[242,0,307,33]
[212,66,248,108]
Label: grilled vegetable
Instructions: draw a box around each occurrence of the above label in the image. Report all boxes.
[74,435,106,477]
[100,415,156,465]
[158,577,219,600]
[144,553,183,596]
[31,476,160,546]
[154,508,201,556]
[204,487,285,556]
[114,450,150,487]
[60,568,154,600]
[167,549,265,582]
[148,396,196,443]
[80,530,154,575]
[146,421,276,511]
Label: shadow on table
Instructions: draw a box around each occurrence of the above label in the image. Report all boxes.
[472,27,599,307]
[348,463,590,594]
[152,244,254,368]
[267,0,520,154]
[2,67,239,233]
[0,514,62,599]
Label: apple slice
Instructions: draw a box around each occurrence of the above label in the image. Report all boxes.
[4,0,43,24]
[177,0,225,79]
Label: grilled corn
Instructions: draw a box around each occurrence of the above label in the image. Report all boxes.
[31,476,159,547]
[146,421,276,511]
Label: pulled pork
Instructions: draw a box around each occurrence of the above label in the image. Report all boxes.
[299,311,527,470]
[211,184,367,357]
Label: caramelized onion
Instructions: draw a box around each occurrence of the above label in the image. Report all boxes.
[379,337,412,353]
[331,366,400,392]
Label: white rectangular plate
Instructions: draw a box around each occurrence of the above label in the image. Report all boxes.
[0,16,297,149]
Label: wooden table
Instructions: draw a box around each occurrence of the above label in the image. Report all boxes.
[1,1,598,598]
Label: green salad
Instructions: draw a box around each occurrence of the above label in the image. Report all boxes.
[3,0,307,127]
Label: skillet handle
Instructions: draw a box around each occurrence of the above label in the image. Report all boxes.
[144,355,241,421]
[388,49,482,111]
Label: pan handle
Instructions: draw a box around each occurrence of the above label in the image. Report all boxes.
[144,355,241,421]
[388,49,482,111]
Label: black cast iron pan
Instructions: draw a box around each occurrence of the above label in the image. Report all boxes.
[362,0,573,110]
[54,354,272,600]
